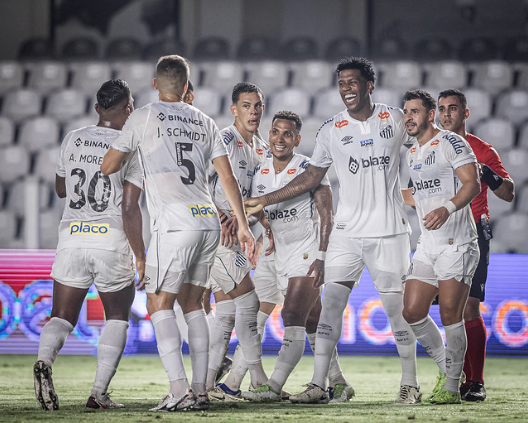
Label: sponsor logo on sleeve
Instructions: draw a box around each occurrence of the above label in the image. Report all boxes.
[188,204,218,218]
[223,132,235,145]
[443,134,464,154]
[69,222,109,235]
[335,120,349,128]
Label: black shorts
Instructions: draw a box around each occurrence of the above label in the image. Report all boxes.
[469,222,490,301]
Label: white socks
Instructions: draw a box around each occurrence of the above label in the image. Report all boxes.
[380,291,418,388]
[307,332,347,387]
[311,283,351,389]
[92,319,129,396]
[409,315,446,374]
[207,299,235,389]
[185,309,209,395]
[444,320,466,393]
[37,316,74,367]
[268,326,306,393]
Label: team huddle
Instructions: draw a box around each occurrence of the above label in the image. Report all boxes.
[32,54,514,411]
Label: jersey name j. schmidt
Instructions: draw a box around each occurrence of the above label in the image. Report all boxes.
[310,104,411,237]
[407,129,477,246]
[252,153,329,275]
[111,101,227,233]
[56,125,143,251]
[209,125,268,215]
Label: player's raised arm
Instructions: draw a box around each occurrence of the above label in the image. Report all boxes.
[101,147,129,175]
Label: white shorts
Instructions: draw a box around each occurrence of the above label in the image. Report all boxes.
[253,258,284,305]
[145,230,220,294]
[324,232,411,293]
[407,239,479,287]
[51,248,134,293]
[209,244,253,294]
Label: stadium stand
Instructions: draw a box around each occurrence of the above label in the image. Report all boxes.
[18,37,54,61]
[325,37,362,62]
[495,89,528,126]
[237,36,277,60]
[105,37,143,61]
[2,88,42,122]
[470,60,514,95]
[0,116,15,147]
[269,87,311,117]
[44,88,88,124]
[312,86,345,119]
[18,116,61,153]
[491,212,528,253]
[69,61,112,96]
[33,147,61,185]
[112,61,155,94]
[200,60,244,96]
[0,61,24,95]
[463,88,493,127]
[61,36,100,61]
[245,61,289,94]
[26,61,68,94]
[193,36,230,60]
[472,118,516,153]
[142,39,187,61]
[0,146,31,184]
[290,60,335,94]
[458,37,500,62]
[279,36,319,61]
[414,37,455,62]
[191,86,223,118]
[378,61,422,92]
[423,60,468,89]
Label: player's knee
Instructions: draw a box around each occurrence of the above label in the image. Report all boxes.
[281,306,306,327]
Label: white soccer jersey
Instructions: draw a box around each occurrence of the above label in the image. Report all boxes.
[252,153,329,277]
[406,129,478,246]
[111,101,227,233]
[310,104,411,237]
[209,125,268,214]
[56,125,143,251]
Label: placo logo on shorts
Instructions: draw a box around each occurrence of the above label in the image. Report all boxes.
[69,222,109,235]
[189,204,218,217]
[335,120,349,128]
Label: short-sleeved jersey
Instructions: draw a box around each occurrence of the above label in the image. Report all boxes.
[56,125,143,252]
[252,153,329,276]
[111,101,227,233]
[209,125,268,214]
[407,129,478,246]
[310,104,412,237]
[466,133,511,222]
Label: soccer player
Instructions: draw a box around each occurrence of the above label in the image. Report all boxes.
[101,55,255,412]
[437,89,515,401]
[206,82,270,397]
[242,111,353,403]
[245,57,420,404]
[33,79,144,411]
[401,89,481,405]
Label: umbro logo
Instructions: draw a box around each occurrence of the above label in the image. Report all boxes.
[341,136,354,145]
[74,138,82,147]
[157,113,166,121]
[239,160,247,168]
[257,184,266,190]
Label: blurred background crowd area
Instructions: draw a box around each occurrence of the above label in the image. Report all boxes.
[0,0,527,252]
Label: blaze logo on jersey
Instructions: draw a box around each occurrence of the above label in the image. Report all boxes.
[157,113,166,121]
[287,169,296,175]
[378,112,390,119]
[431,139,440,146]
[69,222,109,235]
[237,141,244,148]
[74,138,82,147]
[261,168,270,175]
[349,156,359,174]
[256,148,264,156]
[335,120,349,128]
[189,204,218,218]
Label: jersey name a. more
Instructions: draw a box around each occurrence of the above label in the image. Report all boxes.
[252,153,329,276]
[56,125,143,252]
[209,125,268,215]
[112,101,227,234]
[407,129,477,246]
[310,104,411,238]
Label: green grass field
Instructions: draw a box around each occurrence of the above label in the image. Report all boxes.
[1,354,527,422]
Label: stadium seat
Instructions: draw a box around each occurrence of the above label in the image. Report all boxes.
[61,36,100,60]
[325,37,362,62]
[371,37,408,61]
[69,61,112,96]
[0,61,24,95]
[214,115,235,132]
[372,87,403,108]
[142,39,187,61]
[470,60,514,95]
[44,88,88,124]
[62,115,96,135]
[200,61,244,95]
[112,61,155,95]
[472,118,516,154]
[193,37,230,60]
[464,88,492,128]
[378,61,422,92]
[0,146,31,184]
[458,37,500,62]
[516,121,528,150]
[312,87,345,119]
[500,148,528,186]
[5,178,52,216]
[39,208,62,249]
[18,37,54,61]
[33,147,61,185]
[26,61,68,94]
[423,60,467,89]
[290,60,335,94]
[297,116,321,156]
[280,36,319,61]
[516,183,528,214]
[0,117,15,147]
[2,88,42,123]
[0,210,19,247]
[18,116,61,153]
[245,61,289,94]
[495,90,528,126]
[135,87,159,108]
[414,37,455,62]
[269,88,311,118]
[192,87,223,117]
[503,36,528,63]
[491,212,528,253]
[105,37,143,61]
[237,36,277,60]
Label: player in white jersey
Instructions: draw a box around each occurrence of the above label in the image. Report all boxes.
[33,79,144,411]
[245,57,421,404]
[206,83,271,398]
[401,89,480,405]
[101,55,255,412]
[242,111,353,402]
